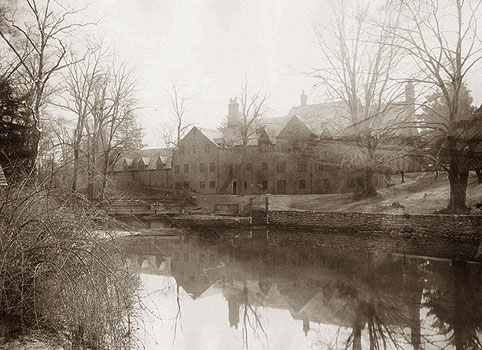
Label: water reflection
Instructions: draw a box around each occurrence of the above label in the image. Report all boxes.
[121,232,482,350]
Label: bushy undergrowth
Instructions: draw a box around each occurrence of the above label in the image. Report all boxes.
[0,182,138,349]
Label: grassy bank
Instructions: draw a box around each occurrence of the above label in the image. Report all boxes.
[195,172,482,215]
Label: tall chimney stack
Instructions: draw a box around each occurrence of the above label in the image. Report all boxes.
[300,90,307,107]
[227,97,240,128]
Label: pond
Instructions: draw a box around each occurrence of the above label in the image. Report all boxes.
[120,230,482,350]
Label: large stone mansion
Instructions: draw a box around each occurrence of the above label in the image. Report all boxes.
[113,86,420,195]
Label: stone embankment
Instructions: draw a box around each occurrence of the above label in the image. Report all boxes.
[268,210,482,243]
[173,214,251,230]
[169,210,481,243]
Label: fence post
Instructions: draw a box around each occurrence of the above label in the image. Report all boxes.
[249,198,253,219]
[265,196,269,224]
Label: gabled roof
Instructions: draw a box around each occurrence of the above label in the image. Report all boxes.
[277,115,317,141]
[222,127,268,146]
[0,164,7,186]
[195,127,224,146]
[139,157,151,166]
[261,116,291,142]
[123,158,134,167]
[343,103,417,138]
[287,101,350,136]
[114,148,173,172]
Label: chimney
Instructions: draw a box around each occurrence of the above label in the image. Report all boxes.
[405,81,414,103]
[227,97,240,128]
[404,80,416,137]
[300,90,307,107]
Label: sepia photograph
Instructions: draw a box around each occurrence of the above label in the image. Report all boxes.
[0,0,481,349]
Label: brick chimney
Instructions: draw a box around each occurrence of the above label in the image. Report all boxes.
[227,97,240,128]
[300,90,307,106]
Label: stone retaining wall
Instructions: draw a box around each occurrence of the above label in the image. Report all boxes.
[268,210,482,243]
[173,214,251,229]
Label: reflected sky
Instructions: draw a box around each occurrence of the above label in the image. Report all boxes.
[120,231,482,350]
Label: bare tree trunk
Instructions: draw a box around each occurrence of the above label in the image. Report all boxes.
[100,149,110,199]
[72,148,80,191]
[446,139,469,212]
[475,168,482,184]
[447,170,469,212]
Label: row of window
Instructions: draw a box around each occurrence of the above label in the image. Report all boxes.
[173,161,328,174]
[179,144,212,155]
[174,179,332,192]
[174,163,217,174]
[175,181,216,190]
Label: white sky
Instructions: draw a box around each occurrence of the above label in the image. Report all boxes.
[50,0,482,147]
[70,0,329,147]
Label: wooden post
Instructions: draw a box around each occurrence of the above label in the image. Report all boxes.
[265,196,269,224]
[249,198,253,219]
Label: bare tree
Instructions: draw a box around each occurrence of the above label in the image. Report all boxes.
[0,0,95,172]
[57,44,107,191]
[312,0,408,197]
[98,61,140,198]
[387,0,482,211]
[165,77,191,147]
[234,78,268,195]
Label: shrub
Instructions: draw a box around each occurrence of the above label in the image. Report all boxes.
[0,180,138,349]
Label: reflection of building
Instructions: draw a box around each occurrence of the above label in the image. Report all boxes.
[123,234,432,347]
[114,87,421,193]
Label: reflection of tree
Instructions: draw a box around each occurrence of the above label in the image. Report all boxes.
[240,281,268,350]
[171,282,183,344]
[425,260,482,350]
[342,254,425,350]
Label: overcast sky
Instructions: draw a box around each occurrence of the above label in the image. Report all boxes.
[69,0,330,147]
[65,0,482,148]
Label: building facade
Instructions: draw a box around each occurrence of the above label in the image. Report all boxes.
[113,86,421,195]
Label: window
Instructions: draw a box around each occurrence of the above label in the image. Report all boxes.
[210,180,216,189]
[347,178,355,189]
[175,182,182,189]
[299,179,306,190]
[244,181,248,190]
[180,146,185,155]
[175,165,180,174]
[261,181,268,190]
[200,181,206,189]
[245,163,252,171]
[199,163,205,172]
[262,162,268,170]
[183,182,189,189]
[315,163,323,171]
[277,161,286,172]
[298,160,307,172]
[323,178,331,189]
[184,164,189,173]
[210,163,216,172]
[192,145,197,154]
[205,144,211,153]
[277,180,287,194]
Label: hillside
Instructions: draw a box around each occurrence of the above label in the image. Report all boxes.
[196,172,482,215]
[266,172,482,214]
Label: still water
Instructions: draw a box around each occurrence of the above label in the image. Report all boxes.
[120,230,482,350]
